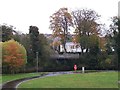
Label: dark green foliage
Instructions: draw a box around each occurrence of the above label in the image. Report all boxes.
[29,26,40,59]
[109,17,120,70]
[38,34,55,69]
[22,26,55,71]
[0,24,17,42]
[115,18,120,70]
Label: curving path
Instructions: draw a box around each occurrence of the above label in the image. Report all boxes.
[2,71,74,90]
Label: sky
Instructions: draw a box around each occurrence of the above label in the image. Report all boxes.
[0,0,119,34]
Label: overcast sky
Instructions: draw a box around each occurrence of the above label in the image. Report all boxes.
[0,0,119,34]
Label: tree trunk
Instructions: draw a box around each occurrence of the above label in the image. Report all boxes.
[86,48,89,53]
[11,67,15,74]
[81,47,84,54]
[63,17,68,53]
[63,42,67,53]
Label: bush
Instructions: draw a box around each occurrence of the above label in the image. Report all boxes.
[2,39,27,74]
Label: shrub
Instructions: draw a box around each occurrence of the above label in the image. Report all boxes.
[2,39,27,74]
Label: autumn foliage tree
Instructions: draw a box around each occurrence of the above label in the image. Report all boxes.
[50,7,73,52]
[72,9,101,54]
[2,40,27,74]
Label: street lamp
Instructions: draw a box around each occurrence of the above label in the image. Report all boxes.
[36,52,39,72]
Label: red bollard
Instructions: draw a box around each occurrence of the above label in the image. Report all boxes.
[74,64,77,71]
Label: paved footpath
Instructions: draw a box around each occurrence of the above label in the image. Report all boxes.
[1,71,74,90]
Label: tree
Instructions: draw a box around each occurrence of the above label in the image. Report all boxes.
[50,7,73,52]
[0,42,2,73]
[115,17,120,70]
[29,26,40,66]
[51,37,61,52]
[72,9,101,54]
[2,40,27,74]
[0,24,17,42]
[109,16,120,70]
[38,34,55,68]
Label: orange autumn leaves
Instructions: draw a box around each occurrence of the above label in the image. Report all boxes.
[2,40,27,71]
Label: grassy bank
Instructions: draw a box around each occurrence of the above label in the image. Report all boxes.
[2,72,48,84]
[18,71,118,88]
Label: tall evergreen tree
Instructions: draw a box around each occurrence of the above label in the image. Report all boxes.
[28,26,40,66]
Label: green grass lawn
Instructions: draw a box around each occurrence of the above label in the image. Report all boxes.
[1,72,47,84]
[18,71,118,88]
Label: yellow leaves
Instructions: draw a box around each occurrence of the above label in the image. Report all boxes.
[2,39,27,70]
[50,7,73,43]
[64,12,73,23]
[72,35,80,43]
[99,37,106,51]
[52,41,61,46]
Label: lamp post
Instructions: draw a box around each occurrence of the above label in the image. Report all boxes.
[36,52,39,72]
